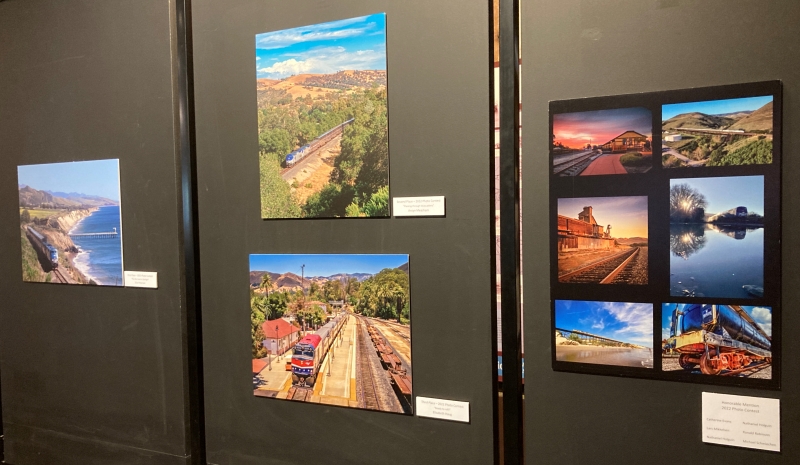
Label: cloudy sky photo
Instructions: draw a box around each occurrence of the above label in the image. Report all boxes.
[256,13,386,80]
[555,300,653,348]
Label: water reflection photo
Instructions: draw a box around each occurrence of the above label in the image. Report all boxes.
[661,303,772,379]
[554,300,653,369]
[669,176,764,299]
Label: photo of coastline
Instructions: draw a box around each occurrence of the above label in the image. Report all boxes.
[554,300,653,368]
[557,196,648,284]
[256,13,389,219]
[552,107,652,176]
[669,176,764,299]
[662,303,772,379]
[250,254,412,414]
[18,159,123,286]
[662,95,774,168]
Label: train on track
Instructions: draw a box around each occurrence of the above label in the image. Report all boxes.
[283,118,354,168]
[664,303,771,375]
[26,226,58,270]
[290,313,346,387]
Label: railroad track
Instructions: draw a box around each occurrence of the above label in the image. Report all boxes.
[357,318,381,411]
[287,386,313,401]
[52,269,68,284]
[559,247,640,284]
[553,151,598,176]
[721,361,771,378]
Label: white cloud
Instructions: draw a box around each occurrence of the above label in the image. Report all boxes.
[256,16,373,50]
[750,307,772,337]
[257,47,385,79]
[662,326,671,340]
[602,302,653,347]
[591,319,605,331]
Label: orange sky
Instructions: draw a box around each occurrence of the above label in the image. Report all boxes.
[553,107,652,149]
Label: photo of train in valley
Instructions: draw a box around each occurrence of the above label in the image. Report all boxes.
[662,95,774,168]
[552,107,652,176]
[662,303,772,379]
[18,160,123,286]
[669,176,764,299]
[557,196,648,284]
[250,254,411,414]
[554,300,653,369]
[255,13,389,219]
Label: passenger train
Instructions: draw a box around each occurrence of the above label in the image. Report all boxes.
[291,313,347,387]
[26,226,59,269]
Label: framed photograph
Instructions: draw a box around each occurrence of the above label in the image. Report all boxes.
[255,13,390,219]
[549,81,781,389]
[18,159,124,286]
[249,253,412,414]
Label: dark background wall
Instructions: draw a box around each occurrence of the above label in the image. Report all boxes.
[0,1,194,464]
[522,0,800,463]
[191,1,495,464]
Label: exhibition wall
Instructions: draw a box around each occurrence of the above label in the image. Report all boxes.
[522,0,800,463]
[0,1,200,464]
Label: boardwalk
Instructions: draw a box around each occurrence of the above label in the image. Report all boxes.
[580,154,627,175]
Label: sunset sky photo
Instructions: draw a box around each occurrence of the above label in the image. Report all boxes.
[553,107,652,150]
[558,196,648,239]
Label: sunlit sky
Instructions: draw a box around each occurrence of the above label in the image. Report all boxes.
[256,13,386,80]
[556,300,653,347]
[661,304,772,340]
[558,196,648,239]
[17,159,121,201]
[662,95,773,121]
[553,107,651,149]
[249,254,407,277]
[670,176,763,216]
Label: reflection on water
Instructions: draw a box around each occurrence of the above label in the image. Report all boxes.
[670,224,764,299]
[556,346,653,368]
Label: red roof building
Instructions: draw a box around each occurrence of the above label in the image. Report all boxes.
[261,318,302,355]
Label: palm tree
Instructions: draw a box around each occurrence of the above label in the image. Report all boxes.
[260,273,272,296]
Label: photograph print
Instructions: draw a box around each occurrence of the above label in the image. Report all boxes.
[18,159,123,286]
[256,13,389,219]
[662,303,772,379]
[557,196,648,284]
[250,254,411,414]
[554,300,653,369]
[669,175,764,299]
[662,95,774,168]
[552,107,652,176]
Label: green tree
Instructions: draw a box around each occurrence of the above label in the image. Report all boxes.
[20,209,31,223]
[260,156,301,218]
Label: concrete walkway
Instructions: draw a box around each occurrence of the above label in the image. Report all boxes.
[580,153,627,175]
[318,314,358,407]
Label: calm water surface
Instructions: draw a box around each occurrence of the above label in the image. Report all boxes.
[71,206,123,286]
[557,346,653,368]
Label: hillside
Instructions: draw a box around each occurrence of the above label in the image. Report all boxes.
[615,237,648,245]
[727,101,773,132]
[19,185,117,209]
[249,267,405,292]
[45,191,119,206]
[662,112,733,130]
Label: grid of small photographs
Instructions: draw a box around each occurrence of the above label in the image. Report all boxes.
[550,81,781,389]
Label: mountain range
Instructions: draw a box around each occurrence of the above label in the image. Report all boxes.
[250,264,407,292]
[19,185,119,208]
[662,101,773,133]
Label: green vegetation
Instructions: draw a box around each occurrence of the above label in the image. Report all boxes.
[662,154,685,168]
[20,228,45,282]
[19,208,60,220]
[353,268,409,322]
[669,183,707,223]
[707,139,772,166]
[258,88,389,218]
[619,152,650,167]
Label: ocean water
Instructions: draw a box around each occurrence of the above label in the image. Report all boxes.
[71,206,123,286]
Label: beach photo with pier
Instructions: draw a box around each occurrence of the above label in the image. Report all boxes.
[256,13,389,219]
[250,254,412,414]
[557,196,648,284]
[662,95,774,168]
[18,159,123,286]
[662,303,772,379]
[554,300,653,369]
[669,176,764,299]
[552,107,652,176]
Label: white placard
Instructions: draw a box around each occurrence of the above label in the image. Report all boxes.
[702,392,780,452]
[124,271,158,289]
[393,196,445,217]
[415,396,469,423]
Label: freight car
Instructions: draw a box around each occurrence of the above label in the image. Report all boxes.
[664,304,771,375]
[26,226,58,270]
[290,313,346,387]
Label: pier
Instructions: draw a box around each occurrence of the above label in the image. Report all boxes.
[69,228,118,239]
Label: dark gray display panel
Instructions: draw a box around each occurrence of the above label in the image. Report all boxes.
[523,0,799,463]
[0,1,195,464]
[192,1,495,464]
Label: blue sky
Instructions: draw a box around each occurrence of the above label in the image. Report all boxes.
[255,13,386,79]
[662,95,773,121]
[670,176,763,216]
[249,254,407,277]
[17,159,121,201]
[555,300,653,347]
[558,196,648,239]
[661,304,772,340]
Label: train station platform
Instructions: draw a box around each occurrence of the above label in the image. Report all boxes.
[580,153,627,175]
[317,314,358,407]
